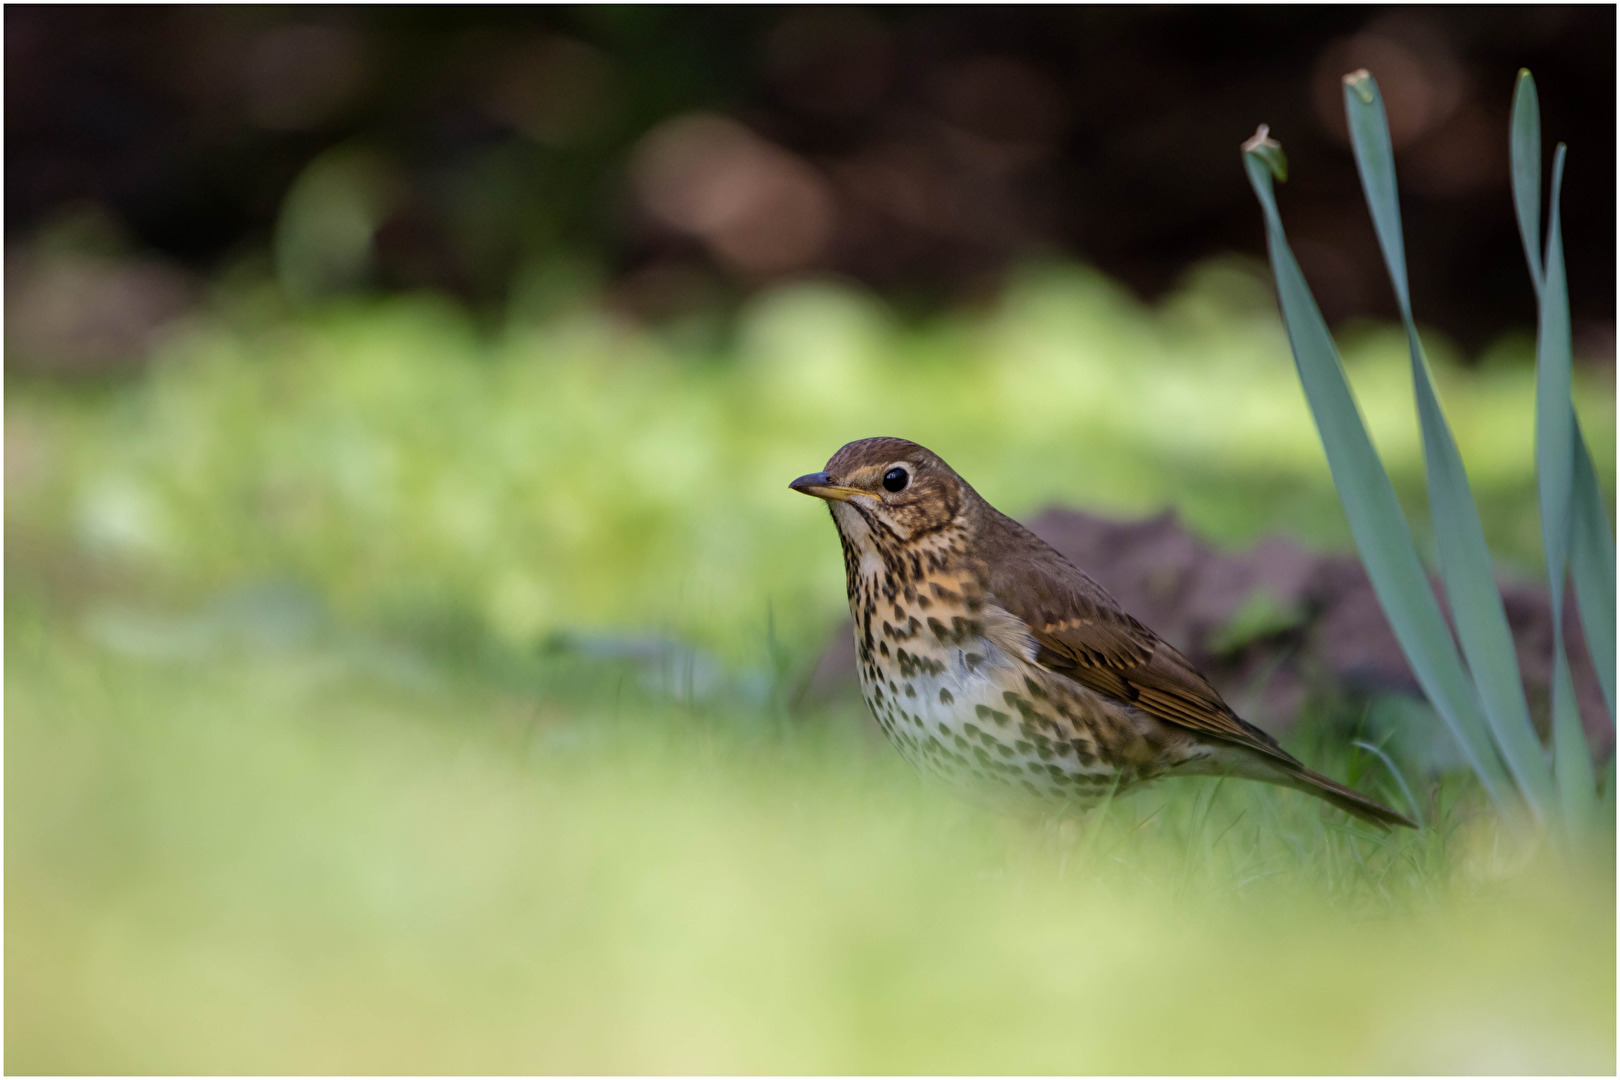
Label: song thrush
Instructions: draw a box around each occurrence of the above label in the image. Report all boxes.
[791,436,1415,829]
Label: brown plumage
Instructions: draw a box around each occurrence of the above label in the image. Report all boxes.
[791,436,1416,829]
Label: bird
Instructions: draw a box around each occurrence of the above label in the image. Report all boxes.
[790,436,1416,829]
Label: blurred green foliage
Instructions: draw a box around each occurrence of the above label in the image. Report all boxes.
[7,260,1616,1071]
[9,259,1612,662]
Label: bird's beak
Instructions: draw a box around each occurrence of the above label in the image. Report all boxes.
[789,472,866,502]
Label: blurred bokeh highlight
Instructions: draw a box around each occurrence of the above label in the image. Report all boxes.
[6,6,1615,1073]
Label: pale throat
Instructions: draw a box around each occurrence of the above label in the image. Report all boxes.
[829,500,886,581]
[830,501,966,593]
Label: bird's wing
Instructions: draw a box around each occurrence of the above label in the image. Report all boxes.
[983,534,1299,767]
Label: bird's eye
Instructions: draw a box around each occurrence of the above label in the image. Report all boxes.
[882,467,909,492]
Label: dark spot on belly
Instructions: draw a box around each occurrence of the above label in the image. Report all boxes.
[964,652,984,671]
[1023,677,1047,699]
[879,642,889,657]
[904,683,916,698]
[953,735,970,751]
[938,688,954,705]
[976,705,1012,726]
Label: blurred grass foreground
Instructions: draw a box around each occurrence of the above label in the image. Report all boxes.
[7,258,1617,1072]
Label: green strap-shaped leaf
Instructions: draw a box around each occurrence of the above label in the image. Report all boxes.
[1510,71,1544,292]
[1534,146,1597,828]
[1342,72,1553,817]
[1601,753,1617,830]
[1515,70,1610,829]
[1516,71,1613,730]
[1241,142,1512,808]
[1551,648,1593,828]
[1569,418,1616,719]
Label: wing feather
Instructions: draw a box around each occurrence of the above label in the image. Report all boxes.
[981,517,1299,767]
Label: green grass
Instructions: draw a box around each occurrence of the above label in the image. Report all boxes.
[7,259,1616,1072]
[8,588,1614,1073]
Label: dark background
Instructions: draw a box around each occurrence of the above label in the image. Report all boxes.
[7,5,1615,354]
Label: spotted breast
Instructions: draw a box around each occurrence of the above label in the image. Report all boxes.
[845,539,1179,807]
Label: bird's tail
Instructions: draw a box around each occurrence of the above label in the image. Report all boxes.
[1277,765,1417,830]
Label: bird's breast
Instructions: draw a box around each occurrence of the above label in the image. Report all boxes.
[845,569,1123,802]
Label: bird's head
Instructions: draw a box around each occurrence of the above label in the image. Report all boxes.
[789,436,971,550]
